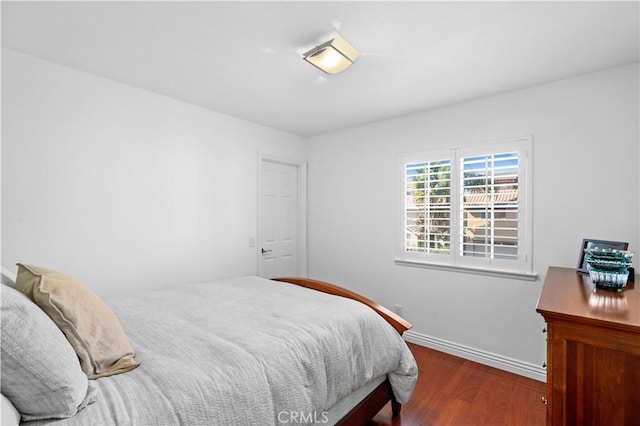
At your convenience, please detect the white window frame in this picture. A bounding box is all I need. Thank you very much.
[395,136,537,281]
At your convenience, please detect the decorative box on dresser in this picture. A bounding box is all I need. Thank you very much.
[536,266,640,426]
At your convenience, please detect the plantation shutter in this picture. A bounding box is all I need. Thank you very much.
[404,160,451,255]
[460,152,519,260]
[397,136,532,278]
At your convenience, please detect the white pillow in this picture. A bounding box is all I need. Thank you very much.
[1,266,16,287]
[0,285,97,420]
[1,394,20,426]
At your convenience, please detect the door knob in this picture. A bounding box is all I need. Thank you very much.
[261,248,272,254]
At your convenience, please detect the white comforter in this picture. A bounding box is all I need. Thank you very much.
[27,276,417,425]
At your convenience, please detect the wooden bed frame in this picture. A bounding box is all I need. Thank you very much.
[273,277,413,424]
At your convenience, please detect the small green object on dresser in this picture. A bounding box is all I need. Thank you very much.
[584,247,634,291]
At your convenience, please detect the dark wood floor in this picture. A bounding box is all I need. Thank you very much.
[368,343,546,426]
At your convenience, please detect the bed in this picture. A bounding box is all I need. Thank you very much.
[1,265,418,425]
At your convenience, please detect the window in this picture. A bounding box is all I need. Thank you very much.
[404,159,451,255]
[397,136,535,280]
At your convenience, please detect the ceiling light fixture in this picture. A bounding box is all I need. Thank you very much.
[302,34,359,75]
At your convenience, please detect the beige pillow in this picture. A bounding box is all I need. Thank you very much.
[15,264,139,379]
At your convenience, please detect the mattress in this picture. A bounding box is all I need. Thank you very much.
[24,276,417,425]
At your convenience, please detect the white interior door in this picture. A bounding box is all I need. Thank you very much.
[259,160,299,278]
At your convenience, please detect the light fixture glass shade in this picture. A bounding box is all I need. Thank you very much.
[303,35,359,74]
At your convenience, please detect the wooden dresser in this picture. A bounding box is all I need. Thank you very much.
[536,266,640,426]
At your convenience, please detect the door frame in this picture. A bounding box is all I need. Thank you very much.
[257,153,307,278]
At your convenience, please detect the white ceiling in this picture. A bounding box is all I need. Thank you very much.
[2,1,639,137]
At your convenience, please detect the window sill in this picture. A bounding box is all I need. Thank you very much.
[394,258,538,281]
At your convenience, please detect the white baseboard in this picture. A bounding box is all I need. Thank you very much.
[404,330,547,383]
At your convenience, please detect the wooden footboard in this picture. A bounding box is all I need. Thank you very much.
[273,277,411,423]
[273,277,412,335]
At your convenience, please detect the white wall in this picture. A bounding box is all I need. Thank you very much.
[1,49,306,296]
[306,63,640,375]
